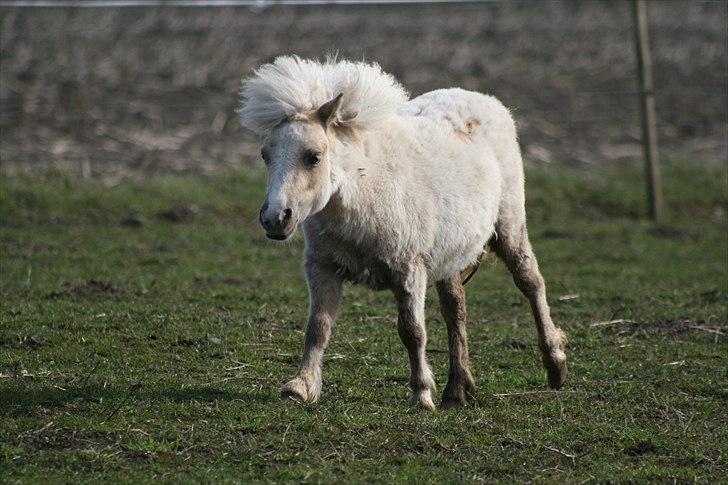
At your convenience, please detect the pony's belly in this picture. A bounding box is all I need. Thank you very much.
[430,223,494,281]
[320,220,494,288]
[427,181,500,281]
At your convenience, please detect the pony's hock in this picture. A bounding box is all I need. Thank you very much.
[239,56,568,409]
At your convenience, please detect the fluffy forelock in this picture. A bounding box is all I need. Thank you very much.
[239,56,410,136]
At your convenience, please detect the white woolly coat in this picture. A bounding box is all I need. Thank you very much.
[306,89,521,286]
[240,57,525,287]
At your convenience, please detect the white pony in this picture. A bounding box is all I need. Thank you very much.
[239,56,567,410]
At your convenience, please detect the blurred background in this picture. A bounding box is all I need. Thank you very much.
[0,0,725,179]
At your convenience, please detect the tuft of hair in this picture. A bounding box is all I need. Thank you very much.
[239,56,409,136]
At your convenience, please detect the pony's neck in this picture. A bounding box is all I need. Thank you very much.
[328,120,400,217]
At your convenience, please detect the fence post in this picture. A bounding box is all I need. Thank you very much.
[632,0,662,221]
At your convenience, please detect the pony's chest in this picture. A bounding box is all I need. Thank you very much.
[306,226,407,290]
[326,238,401,290]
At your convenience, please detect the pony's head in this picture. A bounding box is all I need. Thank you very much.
[238,56,408,240]
[256,95,342,240]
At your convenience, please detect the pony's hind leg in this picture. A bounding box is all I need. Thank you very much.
[436,276,476,409]
[490,224,568,389]
[393,264,437,410]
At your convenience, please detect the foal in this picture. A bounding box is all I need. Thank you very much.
[239,56,567,410]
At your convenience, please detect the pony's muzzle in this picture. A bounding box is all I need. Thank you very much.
[260,202,294,240]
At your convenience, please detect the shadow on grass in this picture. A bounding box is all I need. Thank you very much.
[0,381,273,418]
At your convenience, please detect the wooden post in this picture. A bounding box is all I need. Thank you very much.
[632,0,662,221]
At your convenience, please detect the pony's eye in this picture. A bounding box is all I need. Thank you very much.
[304,151,321,166]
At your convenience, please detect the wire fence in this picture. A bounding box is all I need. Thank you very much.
[2,0,505,7]
[1,0,725,196]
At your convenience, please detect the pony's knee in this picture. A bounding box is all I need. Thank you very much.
[397,318,426,349]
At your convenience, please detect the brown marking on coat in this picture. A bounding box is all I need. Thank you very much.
[455,118,480,142]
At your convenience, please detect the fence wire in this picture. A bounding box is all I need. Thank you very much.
[3,0,505,7]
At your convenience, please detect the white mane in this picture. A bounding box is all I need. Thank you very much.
[239,56,410,135]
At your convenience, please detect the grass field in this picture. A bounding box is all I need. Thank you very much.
[1,162,726,482]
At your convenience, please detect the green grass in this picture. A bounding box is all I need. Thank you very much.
[1,162,726,483]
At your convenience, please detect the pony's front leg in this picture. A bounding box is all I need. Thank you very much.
[281,261,342,403]
[393,264,436,411]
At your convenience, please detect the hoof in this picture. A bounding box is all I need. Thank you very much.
[543,350,568,390]
[440,379,476,410]
[281,377,317,403]
[409,390,436,411]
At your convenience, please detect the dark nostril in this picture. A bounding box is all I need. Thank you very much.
[281,208,292,224]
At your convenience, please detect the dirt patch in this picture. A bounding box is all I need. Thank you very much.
[599,318,725,341]
[0,334,47,351]
[18,335,46,349]
[170,337,199,348]
[121,212,145,227]
[503,339,528,350]
[158,204,200,223]
[46,279,122,299]
[18,426,122,451]
[632,319,723,336]
[623,440,660,456]
[647,225,696,241]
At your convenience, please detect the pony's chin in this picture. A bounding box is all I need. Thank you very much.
[265,225,297,241]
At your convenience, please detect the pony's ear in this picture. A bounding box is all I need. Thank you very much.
[316,93,344,126]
